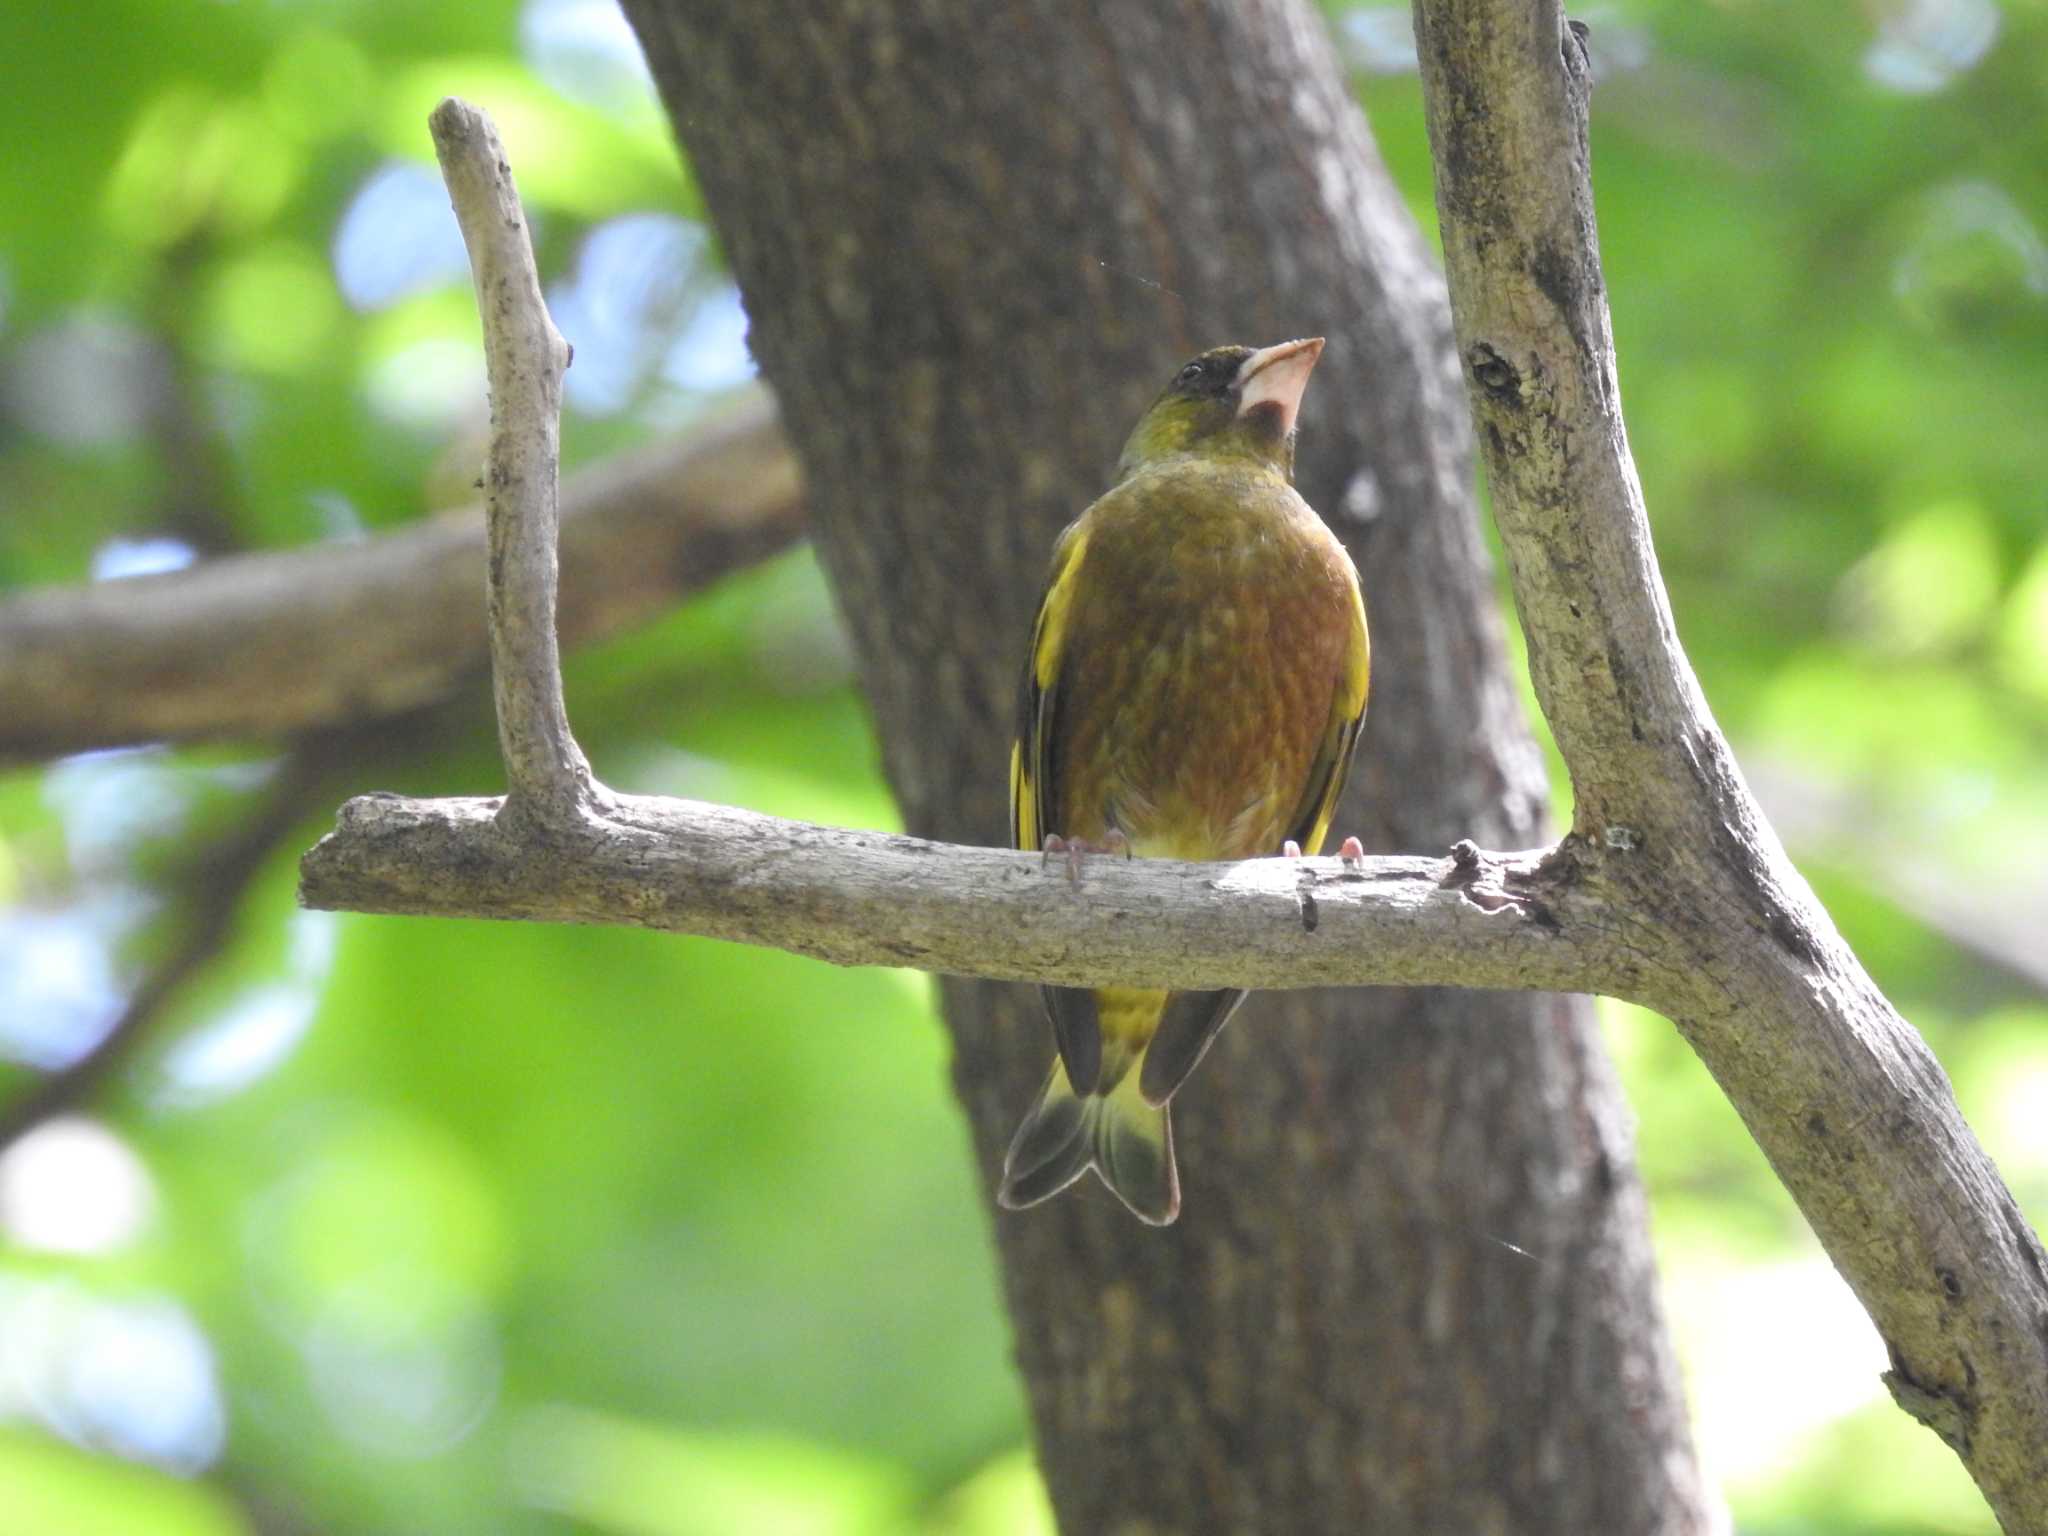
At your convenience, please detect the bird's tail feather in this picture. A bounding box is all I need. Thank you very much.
[997,1057,1180,1225]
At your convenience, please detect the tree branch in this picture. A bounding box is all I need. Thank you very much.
[428,98,592,822]
[0,396,799,765]
[302,797,1617,997]
[1412,3,2048,1529]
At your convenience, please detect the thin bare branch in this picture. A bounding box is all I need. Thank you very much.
[0,398,800,764]
[429,97,595,822]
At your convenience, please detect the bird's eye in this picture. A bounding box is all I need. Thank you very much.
[1177,362,1204,384]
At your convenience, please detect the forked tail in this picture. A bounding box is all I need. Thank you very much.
[996,1057,1180,1225]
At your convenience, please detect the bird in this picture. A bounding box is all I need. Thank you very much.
[997,337,1370,1225]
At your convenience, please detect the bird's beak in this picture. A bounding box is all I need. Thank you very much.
[1234,337,1325,437]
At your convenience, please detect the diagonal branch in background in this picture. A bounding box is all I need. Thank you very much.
[300,70,2048,1534]
[0,394,800,765]
[0,744,339,1150]
[1748,756,2048,995]
[1412,2,2048,1529]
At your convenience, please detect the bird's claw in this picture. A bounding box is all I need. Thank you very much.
[1281,837,1359,868]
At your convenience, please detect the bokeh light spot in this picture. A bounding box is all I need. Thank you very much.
[520,0,656,116]
[201,244,343,375]
[1863,0,1999,93]
[333,161,472,313]
[263,29,376,141]
[0,1118,156,1255]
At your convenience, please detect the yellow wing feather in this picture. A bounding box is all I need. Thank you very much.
[1010,522,1092,852]
[1282,562,1371,856]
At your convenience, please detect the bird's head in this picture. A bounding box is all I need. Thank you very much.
[1114,337,1325,481]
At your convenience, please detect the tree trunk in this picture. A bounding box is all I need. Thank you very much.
[621,2,1711,1529]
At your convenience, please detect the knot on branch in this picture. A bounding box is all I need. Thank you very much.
[1883,1354,1976,1456]
[336,790,413,833]
[1564,18,1592,77]
[1465,343,1521,402]
[1440,839,1556,929]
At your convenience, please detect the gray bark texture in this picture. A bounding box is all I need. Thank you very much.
[302,795,1626,993]
[617,3,1708,1531]
[431,98,593,822]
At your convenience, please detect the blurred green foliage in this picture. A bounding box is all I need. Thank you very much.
[0,1,2044,1532]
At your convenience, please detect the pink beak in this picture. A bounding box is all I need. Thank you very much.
[1235,337,1325,437]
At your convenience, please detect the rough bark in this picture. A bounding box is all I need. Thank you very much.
[1414,4,2048,1527]
[615,3,1705,1530]
[303,795,1625,993]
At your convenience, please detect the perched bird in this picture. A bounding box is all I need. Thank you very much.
[998,338,1370,1225]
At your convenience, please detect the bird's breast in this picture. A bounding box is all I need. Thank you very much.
[1053,494,1356,861]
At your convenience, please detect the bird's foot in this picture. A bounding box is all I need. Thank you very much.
[1041,831,1130,887]
[1288,836,1364,866]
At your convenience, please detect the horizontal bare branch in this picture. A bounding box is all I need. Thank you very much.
[299,792,1626,997]
[0,395,800,764]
